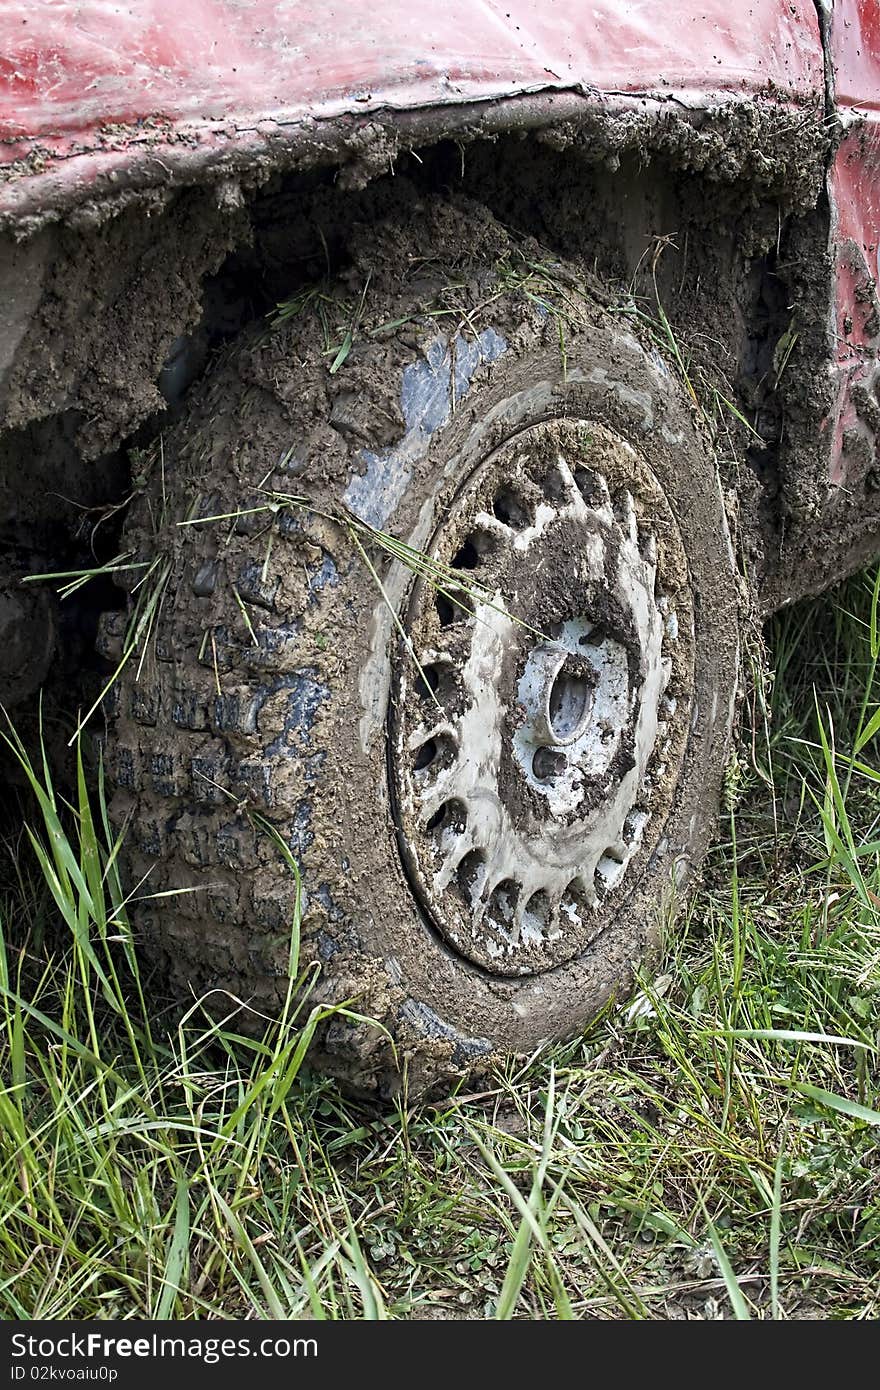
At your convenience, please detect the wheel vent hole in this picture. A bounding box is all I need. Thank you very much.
[435,588,474,628]
[456,849,487,904]
[415,662,457,705]
[486,879,519,928]
[451,534,491,570]
[559,880,591,928]
[594,849,626,898]
[573,467,607,509]
[611,488,634,526]
[492,489,531,528]
[413,732,455,775]
[523,890,552,935]
[623,807,650,845]
[415,664,441,700]
[638,525,657,563]
[413,739,437,772]
[537,464,568,504]
[425,799,466,835]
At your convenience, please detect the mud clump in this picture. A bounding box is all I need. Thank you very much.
[0,185,249,459]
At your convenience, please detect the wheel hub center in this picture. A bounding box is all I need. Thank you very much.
[525,645,597,747]
[513,617,637,818]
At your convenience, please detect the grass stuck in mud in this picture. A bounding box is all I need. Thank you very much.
[1,569,879,1322]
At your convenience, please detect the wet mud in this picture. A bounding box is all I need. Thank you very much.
[0,102,878,1090]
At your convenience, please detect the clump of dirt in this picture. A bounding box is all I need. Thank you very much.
[0,89,831,463]
[1,184,249,459]
[540,96,831,213]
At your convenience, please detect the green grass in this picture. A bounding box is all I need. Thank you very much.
[0,571,878,1320]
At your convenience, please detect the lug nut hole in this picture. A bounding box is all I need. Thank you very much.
[532,747,567,782]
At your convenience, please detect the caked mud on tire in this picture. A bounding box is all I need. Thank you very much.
[100,201,740,1095]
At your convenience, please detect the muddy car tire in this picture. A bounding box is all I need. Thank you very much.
[100,206,740,1094]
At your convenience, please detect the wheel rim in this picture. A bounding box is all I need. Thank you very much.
[389,418,695,977]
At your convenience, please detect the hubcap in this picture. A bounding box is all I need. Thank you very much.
[389,419,694,976]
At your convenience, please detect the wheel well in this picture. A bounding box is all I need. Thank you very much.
[0,130,838,709]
